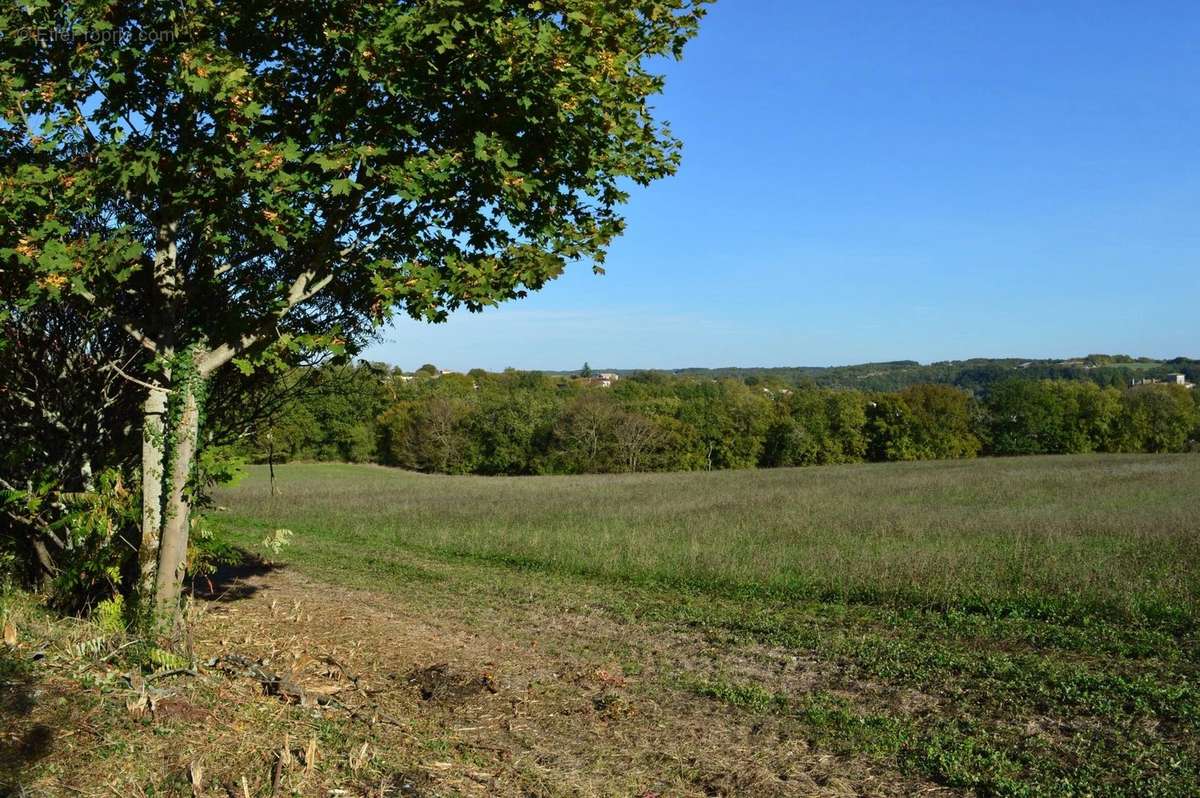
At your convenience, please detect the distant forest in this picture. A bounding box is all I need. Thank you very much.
[560,354,1200,393]
[231,355,1200,475]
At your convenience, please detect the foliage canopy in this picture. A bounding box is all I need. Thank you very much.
[0,0,708,607]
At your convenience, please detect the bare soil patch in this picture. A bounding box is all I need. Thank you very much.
[185,564,949,796]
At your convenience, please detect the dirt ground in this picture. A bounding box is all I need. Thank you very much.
[8,561,957,797]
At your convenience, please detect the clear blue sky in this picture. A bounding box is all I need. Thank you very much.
[366,1,1200,372]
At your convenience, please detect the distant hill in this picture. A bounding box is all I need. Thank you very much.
[550,356,1200,393]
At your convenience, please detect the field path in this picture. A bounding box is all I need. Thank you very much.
[187,559,953,797]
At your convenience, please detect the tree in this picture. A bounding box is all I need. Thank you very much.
[254,363,390,462]
[766,388,866,466]
[580,362,593,378]
[676,380,772,469]
[551,391,619,472]
[1192,388,1200,450]
[611,411,663,472]
[896,384,980,459]
[864,393,918,462]
[1,1,707,614]
[865,386,980,462]
[984,380,1124,456]
[471,377,560,475]
[1115,385,1197,453]
[984,381,1060,455]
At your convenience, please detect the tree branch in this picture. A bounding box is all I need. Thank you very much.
[73,285,160,353]
[103,361,170,394]
[198,269,334,377]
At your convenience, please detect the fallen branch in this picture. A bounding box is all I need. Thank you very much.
[207,653,307,704]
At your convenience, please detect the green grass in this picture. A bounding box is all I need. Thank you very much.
[217,454,1200,628]
[213,454,1200,796]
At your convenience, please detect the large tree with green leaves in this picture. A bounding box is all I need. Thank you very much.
[0,0,707,613]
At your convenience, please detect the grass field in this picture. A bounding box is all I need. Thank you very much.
[206,454,1200,796]
[218,454,1200,627]
[6,454,1199,796]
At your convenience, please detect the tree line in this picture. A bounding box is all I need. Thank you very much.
[622,355,1200,393]
[246,365,1200,475]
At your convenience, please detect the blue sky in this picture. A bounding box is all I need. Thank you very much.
[366,1,1200,372]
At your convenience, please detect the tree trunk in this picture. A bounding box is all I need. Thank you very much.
[154,383,199,614]
[139,386,168,596]
[31,538,56,590]
[268,433,278,498]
